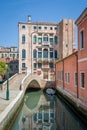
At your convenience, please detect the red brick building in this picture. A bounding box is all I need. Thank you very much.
[56,8,87,110]
[75,8,87,100]
[56,52,78,98]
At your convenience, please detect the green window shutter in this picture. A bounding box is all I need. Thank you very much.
[54,36,57,44]
[38,38,42,43]
[50,38,53,43]
[33,36,37,44]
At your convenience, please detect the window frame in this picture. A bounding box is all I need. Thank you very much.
[22,63,26,68]
[80,72,85,88]
[22,34,26,43]
[22,49,26,59]
[33,35,37,44]
[80,29,84,50]
[43,49,48,59]
[33,63,37,69]
[67,72,70,83]
[74,72,78,87]
[22,25,26,29]
[33,50,37,59]
[38,52,42,58]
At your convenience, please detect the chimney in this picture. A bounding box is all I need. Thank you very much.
[28,15,31,23]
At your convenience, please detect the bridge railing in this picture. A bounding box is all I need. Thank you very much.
[20,72,33,90]
[20,73,46,90]
[0,73,18,90]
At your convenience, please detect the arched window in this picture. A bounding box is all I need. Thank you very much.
[33,50,37,59]
[33,35,37,44]
[22,35,26,43]
[22,49,26,58]
[43,49,48,58]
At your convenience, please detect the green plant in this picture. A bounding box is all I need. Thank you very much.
[0,62,9,79]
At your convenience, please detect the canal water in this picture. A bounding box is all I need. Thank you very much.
[11,90,87,130]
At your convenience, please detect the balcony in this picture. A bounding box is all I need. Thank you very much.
[42,64,49,69]
[42,60,49,69]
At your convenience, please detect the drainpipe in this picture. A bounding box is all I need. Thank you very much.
[63,59,64,89]
[55,63,56,89]
[76,52,79,98]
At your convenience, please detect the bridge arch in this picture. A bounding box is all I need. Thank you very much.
[27,79,40,89]
[20,73,46,92]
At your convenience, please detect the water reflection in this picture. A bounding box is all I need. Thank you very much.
[19,91,57,130]
[55,97,87,130]
[11,90,87,130]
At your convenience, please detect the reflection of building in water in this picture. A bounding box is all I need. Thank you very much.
[18,95,56,130]
[55,98,87,130]
[32,101,55,130]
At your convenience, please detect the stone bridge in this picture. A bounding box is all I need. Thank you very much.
[20,73,47,91]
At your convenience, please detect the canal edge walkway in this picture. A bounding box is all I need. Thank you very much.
[0,73,25,130]
[56,86,87,112]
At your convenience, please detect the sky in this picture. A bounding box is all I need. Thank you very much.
[0,0,87,47]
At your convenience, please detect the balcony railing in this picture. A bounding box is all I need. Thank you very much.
[42,64,49,69]
[36,59,55,63]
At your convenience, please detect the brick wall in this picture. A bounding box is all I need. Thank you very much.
[56,52,78,97]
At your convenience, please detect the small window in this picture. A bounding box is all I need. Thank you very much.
[50,51,53,58]
[44,27,47,30]
[67,73,70,83]
[33,35,37,44]
[38,52,42,58]
[22,63,26,68]
[22,25,25,29]
[33,63,37,68]
[80,30,84,49]
[38,37,42,43]
[33,50,37,59]
[38,26,42,30]
[80,72,85,88]
[54,50,57,59]
[22,49,26,59]
[54,36,57,44]
[13,54,15,58]
[55,27,57,30]
[22,35,26,43]
[50,38,53,44]
[33,26,37,29]
[50,27,53,30]
[38,63,42,68]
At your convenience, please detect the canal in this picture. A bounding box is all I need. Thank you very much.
[11,90,87,130]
